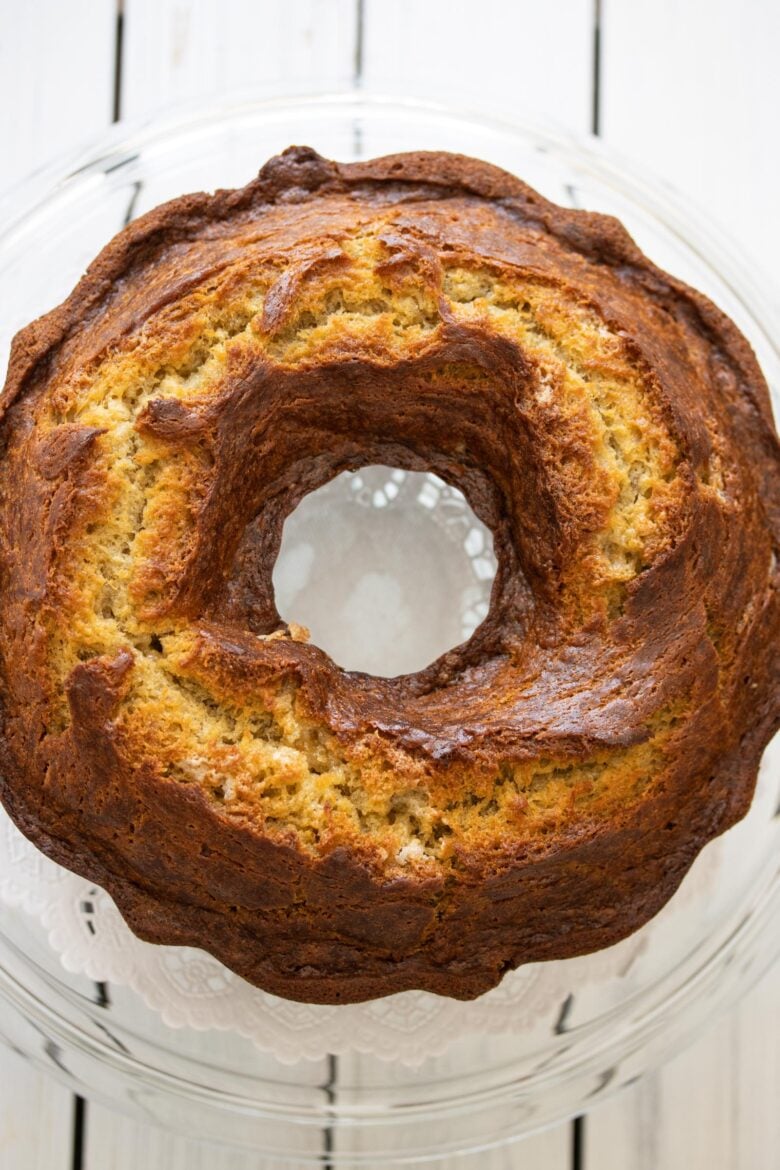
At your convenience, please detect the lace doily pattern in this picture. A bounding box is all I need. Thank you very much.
[0,798,738,1065]
[3,738,775,1065]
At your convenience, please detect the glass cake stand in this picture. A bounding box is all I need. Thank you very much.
[0,93,778,1163]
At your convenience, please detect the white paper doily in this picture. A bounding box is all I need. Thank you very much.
[0,798,737,1065]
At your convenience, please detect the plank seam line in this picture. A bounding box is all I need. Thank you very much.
[322,1052,338,1170]
[573,1113,586,1170]
[353,0,365,86]
[71,1095,86,1170]
[592,0,602,135]
[113,0,125,123]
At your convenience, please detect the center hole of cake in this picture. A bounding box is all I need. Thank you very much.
[273,466,497,677]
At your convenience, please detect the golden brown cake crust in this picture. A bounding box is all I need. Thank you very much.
[0,147,778,1003]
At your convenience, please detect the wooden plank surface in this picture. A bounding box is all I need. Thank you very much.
[84,1109,571,1170]
[588,1,780,1164]
[0,5,116,1168]
[0,0,116,189]
[585,966,780,1170]
[362,0,595,133]
[601,0,780,273]
[0,1049,73,1170]
[0,0,779,1167]
[121,0,358,118]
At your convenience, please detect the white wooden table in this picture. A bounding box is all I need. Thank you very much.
[0,2,778,1167]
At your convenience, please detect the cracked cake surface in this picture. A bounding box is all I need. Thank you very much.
[0,146,778,1003]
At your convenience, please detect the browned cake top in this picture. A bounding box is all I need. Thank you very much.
[0,148,777,1002]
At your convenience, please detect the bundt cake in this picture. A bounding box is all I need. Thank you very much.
[0,148,777,1003]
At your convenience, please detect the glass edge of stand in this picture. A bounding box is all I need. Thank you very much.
[0,851,777,1128]
[0,89,778,1154]
[0,89,777,340]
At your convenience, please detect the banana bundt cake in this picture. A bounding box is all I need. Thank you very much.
[0,148,777,1003]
